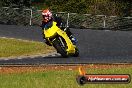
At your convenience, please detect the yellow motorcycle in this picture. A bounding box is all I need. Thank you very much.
[43,21,79,57]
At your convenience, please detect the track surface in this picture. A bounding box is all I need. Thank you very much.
[0,24,132,64]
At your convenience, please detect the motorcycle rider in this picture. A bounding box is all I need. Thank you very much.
[41,9,77,46]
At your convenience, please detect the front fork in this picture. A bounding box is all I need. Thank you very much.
[58,37,65,48]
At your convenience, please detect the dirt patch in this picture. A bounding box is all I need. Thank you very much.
[0,64,132,74]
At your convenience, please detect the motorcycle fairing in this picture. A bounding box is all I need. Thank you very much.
[44,21,76,54]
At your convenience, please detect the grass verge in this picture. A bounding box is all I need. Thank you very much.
[0,65,132,88]
[0,38,55,58]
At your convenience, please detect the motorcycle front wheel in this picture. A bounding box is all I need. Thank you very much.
[52,38,68,58]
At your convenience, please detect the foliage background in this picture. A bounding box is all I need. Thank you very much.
[31,0,131,16]
[0,0,131,16]
[0,0,131,29]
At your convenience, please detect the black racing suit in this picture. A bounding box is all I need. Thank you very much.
[41,16,74,46]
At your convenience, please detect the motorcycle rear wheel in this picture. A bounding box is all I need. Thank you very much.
[73,47,79,57]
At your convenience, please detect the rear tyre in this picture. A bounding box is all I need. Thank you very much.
[73,47,79,57]
[53,38,68,58]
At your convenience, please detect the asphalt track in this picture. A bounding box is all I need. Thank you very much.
[0,24,132,64]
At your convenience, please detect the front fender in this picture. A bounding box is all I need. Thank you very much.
[57,29,76,54]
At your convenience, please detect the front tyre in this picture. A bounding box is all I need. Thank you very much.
[53,38,68,58]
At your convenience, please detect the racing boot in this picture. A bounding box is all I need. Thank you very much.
[70,35,77,45]
[42,32,52,46]
[44,38,52,46]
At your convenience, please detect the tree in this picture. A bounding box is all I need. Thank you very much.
[30,0,131,16]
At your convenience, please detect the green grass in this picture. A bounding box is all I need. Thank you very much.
[0,67,132,88]
[0,38,54,58]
